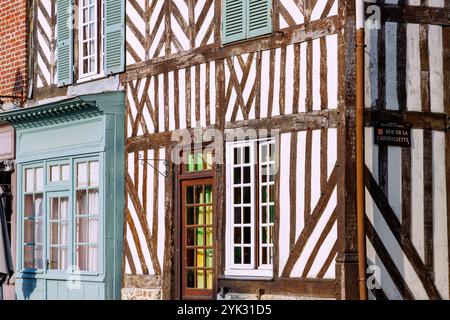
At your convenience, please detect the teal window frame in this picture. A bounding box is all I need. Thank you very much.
[18,154,104,278]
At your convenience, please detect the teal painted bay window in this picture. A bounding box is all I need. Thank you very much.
[0,92,124,300]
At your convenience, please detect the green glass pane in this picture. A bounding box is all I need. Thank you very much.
[205,249,213,268]
[205,185,213,204]
[206,227,213,246]
[197,270,205,289]
[186,207,195,225]
[196,228,204,246]
[234,247,241,264]
[197,206,204,225]
[269,205,275,223]
[206,206,213,225]
[262,206,267,223]
[206,270,213,289]
[197,249,205,267]
[186,186,194,204]
[195,153,204,171]
[262,186,267,203]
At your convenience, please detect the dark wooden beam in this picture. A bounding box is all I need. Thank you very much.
[365,3,450,26]
[217,277,336,298]
[365,109,448,131]
[121,16,340,81]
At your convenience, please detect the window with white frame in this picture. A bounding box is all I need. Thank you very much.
[79,0,104,79]
[226,138,276,277]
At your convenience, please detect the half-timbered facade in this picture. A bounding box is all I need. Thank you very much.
[1,0,448,300]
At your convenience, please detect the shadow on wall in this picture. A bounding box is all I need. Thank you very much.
[13,70,25,94]
[21,275,37,300]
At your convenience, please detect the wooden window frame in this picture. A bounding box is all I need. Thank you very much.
[225,138,275,278]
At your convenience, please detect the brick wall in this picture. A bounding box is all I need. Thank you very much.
[0,0,27,99]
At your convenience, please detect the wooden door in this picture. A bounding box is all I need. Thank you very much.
[181,178,214,300]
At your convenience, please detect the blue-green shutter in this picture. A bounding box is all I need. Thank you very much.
[247,0,272,38]
[56,0,74,87]
[222,0,246,44]
[104,0,125,74]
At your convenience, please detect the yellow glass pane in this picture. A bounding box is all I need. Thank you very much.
[196,249,204,267]
[206,227,213,246]
[206,270,213,289]
[197,206,204,224]
[205,206,212,225]
[197,270,205,289]
[205,185,212,204]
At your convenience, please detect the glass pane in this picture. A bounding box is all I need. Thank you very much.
[196,249,204,267]
[186,153,195,172]
[234,148,241,165]
[186,249,195,267]
[196,270,205,289]
[204,152,213,169]
[61,164,70,181]
[186,207,194,225]
[262,247,267,265]
[262,227,267,244]
[51,198,59,220]
[187,228,194,246]
[195,153,203,171]
[186,269,195,288]
[194,186,203,204]
[243,166,250,184]
[186,186,194,204]
[262,206,267,223]
[243,247,251,264]
[25,169,33,192]
[205,206,212,225]
[35,220,44,244]
[270,144,275,161]
[77,190,87,215]
[269,185,275,202]
[60,222,69,245]
[35,244,43,269]
[23,245,34,269]
[262,186,267,203]
[76,245,98,271]
[261,165,267,183]
[204,185,212,204]
[50,165,59,182]
[269,205,275,223]
[234,247,241,264]
[50,222,58,245]
[77,217,99,243]
[206,270,213,289]
[233,188,241,204]
[60,247,69,270]
[24,220,34,243]
[233,167,241,184]
[24,195,33,217]
[34,194,44,218]
[233,227,241,244]
[88,190,99,215]
[196,206,204,225]
[205,249,213,268]
[243,187,251,204]
[244,146,250,164]
[89,161,99,186]
[49,247,59,269]
[243,227,251,244]
[234,207,241,224]
[77,162,88,187]
[205,227,213,246]
[195,228,204,246]
[35,168,43,191]
[261,145,267,162]
[243,207,251,224]
[60,197,69,220]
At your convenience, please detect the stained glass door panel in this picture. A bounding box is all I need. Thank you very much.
[181,179,214,299]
